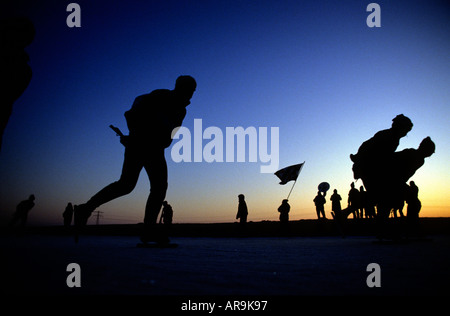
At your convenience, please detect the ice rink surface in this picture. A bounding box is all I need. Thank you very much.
[2,234,450,298]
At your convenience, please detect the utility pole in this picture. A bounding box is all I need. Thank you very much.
[93,210,103,225]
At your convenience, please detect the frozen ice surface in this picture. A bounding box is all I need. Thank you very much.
[2,235,449,295]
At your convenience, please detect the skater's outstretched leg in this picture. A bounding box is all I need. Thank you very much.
[74,146,142,232]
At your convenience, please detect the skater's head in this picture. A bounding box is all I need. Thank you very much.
[282,199,289,205]
[174,75,196,103]
[28,194,35,201]
[162,201,168,206]
[333,189,337,194]
[418,136,435,157]
[391,114,413,137]
[238,194,245,202]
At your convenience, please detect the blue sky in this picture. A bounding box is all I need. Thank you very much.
[1,0,449,225]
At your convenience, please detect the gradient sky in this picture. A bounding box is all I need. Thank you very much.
[1,0,449,226]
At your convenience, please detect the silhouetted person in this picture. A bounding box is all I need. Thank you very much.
[236,194,248,226]
[379,137,435,221]
[278,199,290,223]
[406,181,422,236]
[390,137,436,184]
[159,201,173,226]
[330,189,342,218]
[63,202,74,227]
[74,76,196,243]
[0,17,35,150]
[9,194,35,227]
[329,189,346,236]
[277,199,291,235]
[350,114,413,203]
[313,191,326,219]
[347,182,360,219]
[406,181,421,219]
[387,138,434,236]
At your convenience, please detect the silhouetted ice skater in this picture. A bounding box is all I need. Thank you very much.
[0,17,35,150]
[330,189,342,218]
[278,199,290,223]
[406,181,422,236]
[63,203,74,227]
[377,136,435,220]
[350,114,413,203]
[351,114,435,238]
[347,182,361,219]
[9,194,35,227]
[74,76,196,244]
[277,199,291,235]
[350,115,412,236]
[390,137,436,184]
[159,201,173,226]
[380,137,435,227]
[313,191,326,220]
[406,181,421,218]
[236,194,248,226]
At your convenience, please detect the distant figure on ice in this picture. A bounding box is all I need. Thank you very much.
[347,182,360,219]
[278,199,291,235]
[313,191,326,220]
[63,202,74,227]
[236,194,248,226]
[9,194,35,227]
[159,201,173,226]
[278,199,290,223]
[330,189,342,218]
[406,181,422,236]
[406,181,421,219]
[0,17,35,150]
[74,75,196,244]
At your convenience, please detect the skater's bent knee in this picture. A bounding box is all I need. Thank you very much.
[115,180,137,195]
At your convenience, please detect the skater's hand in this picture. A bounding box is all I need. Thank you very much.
[120,135,130,147]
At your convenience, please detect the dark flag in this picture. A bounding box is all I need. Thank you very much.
[274,162,304,185]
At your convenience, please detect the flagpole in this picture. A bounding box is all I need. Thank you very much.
[286,180,297,200]
[286,161,305,200]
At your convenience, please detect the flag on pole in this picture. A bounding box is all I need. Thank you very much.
[274,162,305,185]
